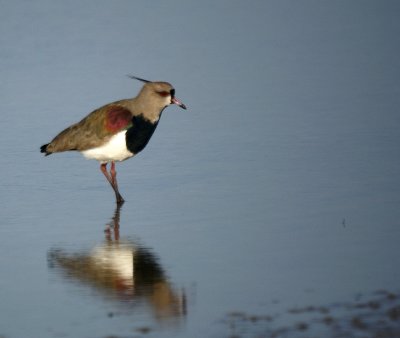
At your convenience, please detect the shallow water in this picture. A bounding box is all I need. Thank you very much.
[1,1,400,337]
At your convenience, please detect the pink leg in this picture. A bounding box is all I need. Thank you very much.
[110,162,118,188]
[100,163,125,204]
[110,162,124,204]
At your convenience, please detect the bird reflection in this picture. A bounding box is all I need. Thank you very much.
[48,204,186,321]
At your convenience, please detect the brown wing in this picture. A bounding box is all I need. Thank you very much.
[44,104,133,154]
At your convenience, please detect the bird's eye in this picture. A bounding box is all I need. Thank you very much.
[157,91,170,97]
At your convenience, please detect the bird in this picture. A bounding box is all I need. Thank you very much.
[40,75,187,204]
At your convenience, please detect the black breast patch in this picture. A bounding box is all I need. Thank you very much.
[125,114,159,155]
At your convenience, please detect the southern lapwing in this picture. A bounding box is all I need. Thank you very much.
[40,76,187,204]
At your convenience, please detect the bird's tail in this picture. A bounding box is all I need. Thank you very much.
[40,143,52,156]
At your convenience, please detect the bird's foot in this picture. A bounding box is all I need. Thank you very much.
[116,194,125,205]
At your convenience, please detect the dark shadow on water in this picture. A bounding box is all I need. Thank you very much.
[220,290,400,338]
[47,204,186,325]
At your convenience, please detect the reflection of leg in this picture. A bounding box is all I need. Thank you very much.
[100,163,124,204]
[112,202,121,240]
[105,203,122,240]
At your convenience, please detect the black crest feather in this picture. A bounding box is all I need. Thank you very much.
[127,75,151,83]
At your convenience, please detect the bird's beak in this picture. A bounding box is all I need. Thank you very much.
[171,97,187,110]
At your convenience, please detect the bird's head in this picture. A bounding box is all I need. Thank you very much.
[128,75,187,111]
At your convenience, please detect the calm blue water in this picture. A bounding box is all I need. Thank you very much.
[1,1,400,337]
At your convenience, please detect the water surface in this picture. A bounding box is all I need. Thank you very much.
[1,1,400,337]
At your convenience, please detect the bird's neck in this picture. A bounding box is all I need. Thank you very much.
[126,98,165,124]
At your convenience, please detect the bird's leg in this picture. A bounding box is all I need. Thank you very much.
[110,161,118,187]
[100,163,124,204]
[100,162,113,185]
[110,162,124,204]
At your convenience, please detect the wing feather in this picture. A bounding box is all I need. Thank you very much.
[44,104,133,153]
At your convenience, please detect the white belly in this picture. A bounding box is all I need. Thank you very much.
[81,130,134,163]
